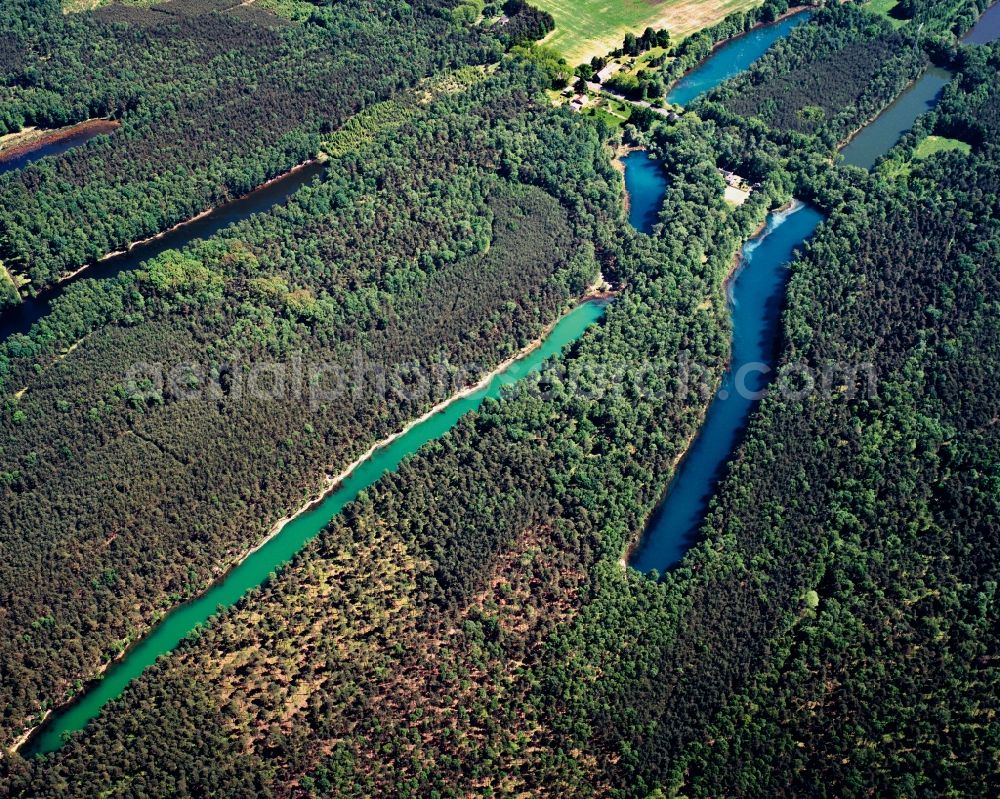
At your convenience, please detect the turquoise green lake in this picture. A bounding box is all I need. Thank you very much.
[24,299,606,756]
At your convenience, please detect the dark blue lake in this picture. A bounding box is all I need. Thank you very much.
[0,124,114,177]
[622,150,667,233]
[629,201,824,574]
[840,0,1000,169]
[964,1,1000,43]
[841,67,952,170]
[0,160,326,342]
[667,12,811,106]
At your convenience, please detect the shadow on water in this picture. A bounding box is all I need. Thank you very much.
[963,1,1000,44]
[840,0,1000,171]
[628,0,1000,577]
[840,68,953,170]
[0,160,327,342]
[628,202,824,575]
[25,0,1000,740]
[0,121,118,178]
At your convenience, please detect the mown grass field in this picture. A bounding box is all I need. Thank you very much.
[863,0,908,28]
[533,0,766,63]
[881,135,972,178]
[913,135,972,160]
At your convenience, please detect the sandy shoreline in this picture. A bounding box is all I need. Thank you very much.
[0,119,120,164]
[5,151,324,311]
[723,199,797,290]
[241,286,612,567]
[11,284,613,755]
[611,144,645,217]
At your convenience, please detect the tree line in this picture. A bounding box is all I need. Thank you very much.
[2,1,998,796]
[0,0,499,303]
[0,52,619,767]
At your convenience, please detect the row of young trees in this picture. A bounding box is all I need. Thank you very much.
[3,2,998,796]
[0,0,499,301]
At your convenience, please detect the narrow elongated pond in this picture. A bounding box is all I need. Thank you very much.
[667,12,811,106]
[0,160,326,342]
[28,0,994,744]
[840,67,953,170]
[23,298,606,756]
[0,120,118,177]
[629,201,824,574]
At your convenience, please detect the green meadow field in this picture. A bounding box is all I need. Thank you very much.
[532,0,766,63]
[913,134,972,159]
[864,0,908,28]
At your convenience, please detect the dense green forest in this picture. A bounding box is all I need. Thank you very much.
[669,134,1000,799]
[0,40,622,755]
[2,0,999,796]
[1,65,766,796]
[889,0,993,35]
[704,5,927,146]
[0,0,495,299]
[910,37,1000,152]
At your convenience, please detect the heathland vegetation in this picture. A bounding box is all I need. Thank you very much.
[1,0,998,796]
[0,0,612,754]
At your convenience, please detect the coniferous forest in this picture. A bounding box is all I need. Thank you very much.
[1,0,998,797]
[0,0,492,296]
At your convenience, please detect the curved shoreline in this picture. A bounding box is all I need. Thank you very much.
[0,119,120,166]
[664,5,812,103]
[611,144,644,216]
[723,200,798,290]
[616,205,775,572]
[621,199,807,573]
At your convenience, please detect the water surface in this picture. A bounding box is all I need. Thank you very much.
[630,202,824,574]
[0,122,117,177]
[0,161,326,342]
[23,298,606,756]
[622,150,667,233]
[840,68,952,169]
[667,13,811,106]
[964,1,1000,43]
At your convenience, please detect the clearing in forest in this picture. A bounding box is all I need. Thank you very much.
[913,135,971,160]
[533,0,766,63]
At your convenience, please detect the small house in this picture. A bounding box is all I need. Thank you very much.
[596,62,622,83]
